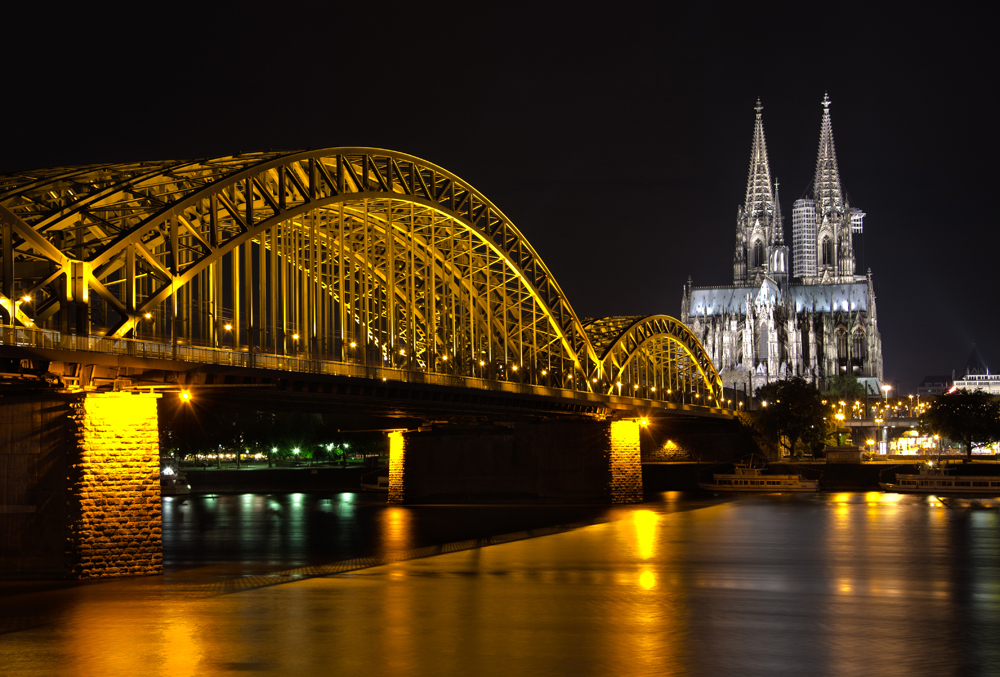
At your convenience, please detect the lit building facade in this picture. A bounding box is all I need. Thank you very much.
[682,95,883,394]
[952,346,1000,394]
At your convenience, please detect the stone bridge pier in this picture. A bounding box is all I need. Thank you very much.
[387,419,643,504]
[0,390,162,579]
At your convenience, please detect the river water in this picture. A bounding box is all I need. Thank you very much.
[1,491,998,676]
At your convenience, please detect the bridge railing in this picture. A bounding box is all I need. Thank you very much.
[0,325,640,405]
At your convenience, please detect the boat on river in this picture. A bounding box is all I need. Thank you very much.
[879,465,1000,496]
[698,464,820,492]
[160,465,191,496]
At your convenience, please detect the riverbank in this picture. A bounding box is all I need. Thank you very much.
[182,466,374,493]
[180,461,1000,496]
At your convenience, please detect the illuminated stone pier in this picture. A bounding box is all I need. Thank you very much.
[388,420,643,504]
[0,391,162,579]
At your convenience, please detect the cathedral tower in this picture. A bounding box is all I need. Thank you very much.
[733,99,787,287]
[792,93,864,283]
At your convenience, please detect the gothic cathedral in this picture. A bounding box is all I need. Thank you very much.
[681,95,883,394]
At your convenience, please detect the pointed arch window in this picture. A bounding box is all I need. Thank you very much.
[836,327,848,360]
[821,237,833,266]
[853,329,866,361]
[752,241,764,268]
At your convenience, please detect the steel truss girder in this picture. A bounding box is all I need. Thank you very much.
[1,149,723,404]
[585,315,723,399]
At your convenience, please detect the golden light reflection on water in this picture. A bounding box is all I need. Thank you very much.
[10,493,999,676]
[158,614,204,675]
[633,509,658,560]
[380,506,413,552]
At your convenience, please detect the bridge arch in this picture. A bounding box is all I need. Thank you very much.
[1,148,725,405]
[584,315,723,404]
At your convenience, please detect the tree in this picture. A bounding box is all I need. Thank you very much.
[754,377,830,457]
[921,389,1000,459]
[823,373,866,399]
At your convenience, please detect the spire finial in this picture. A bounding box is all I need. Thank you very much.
[822,92,831,110]
[755,97,763,117]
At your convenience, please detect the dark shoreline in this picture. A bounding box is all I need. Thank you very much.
[175,462,1000,497]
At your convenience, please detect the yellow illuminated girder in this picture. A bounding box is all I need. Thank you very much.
[0,149,724,405]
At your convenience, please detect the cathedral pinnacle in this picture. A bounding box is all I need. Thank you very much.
[813,93,843,215]
[735,99,779,285]
[744,99,774,220]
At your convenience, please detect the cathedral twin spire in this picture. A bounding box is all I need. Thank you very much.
[744,98,775,224]
[813,92,845,218]
[734,93,860,287]
[733,98,785,286]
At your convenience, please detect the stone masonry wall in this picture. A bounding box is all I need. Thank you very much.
[609,420,643,503]
[387,431,405,504]
[67,392,162,578]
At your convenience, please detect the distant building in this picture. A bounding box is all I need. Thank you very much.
[917,375,953,396]
[952,346,1000,395]
[682,95,883,394]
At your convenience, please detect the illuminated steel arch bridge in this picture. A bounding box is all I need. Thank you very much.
[0,148,724,410]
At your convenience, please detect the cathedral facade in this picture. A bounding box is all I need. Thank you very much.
[681,95,883,394]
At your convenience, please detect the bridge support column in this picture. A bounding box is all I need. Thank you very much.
[609,420,643,503]
[0,391,162,579]
[68,392,162,578]
[387,430,405,504]
[387,420,643,504]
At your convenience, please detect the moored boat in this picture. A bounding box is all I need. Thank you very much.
[879,465,1000,496]
[699,464,819,492]
[160,465,191,496]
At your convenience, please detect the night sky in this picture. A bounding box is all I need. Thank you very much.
[3,3,995,392]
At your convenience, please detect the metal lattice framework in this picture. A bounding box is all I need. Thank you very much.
[0,148,723,404]
[584,315,721,401]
